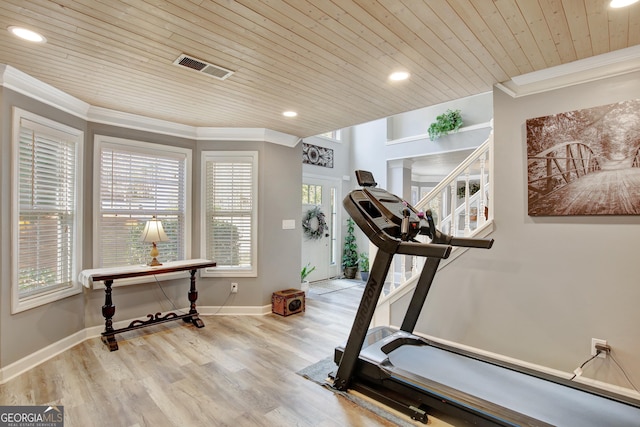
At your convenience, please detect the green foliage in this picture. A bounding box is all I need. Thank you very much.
[301,263,316,282]
[18,267,57,293]
[359,252,369,272]
[428,109,463,141]
[457,182,480,198]
[342,218,359,268]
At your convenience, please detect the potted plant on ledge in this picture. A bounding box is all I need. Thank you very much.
[342,218,359,279]
[428,109,463,141]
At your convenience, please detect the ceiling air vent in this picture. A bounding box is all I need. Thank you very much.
[173,54,234,80]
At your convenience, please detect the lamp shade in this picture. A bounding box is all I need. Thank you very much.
[140,217,169,243]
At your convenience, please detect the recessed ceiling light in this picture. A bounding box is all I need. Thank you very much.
[389,71,410,81]
[283,111,297,117]
[610,0,639,7]
[8,26,46,43]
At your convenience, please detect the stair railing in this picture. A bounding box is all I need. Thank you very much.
[372,129,494,327]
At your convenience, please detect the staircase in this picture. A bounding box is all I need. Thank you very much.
[371,129,495,327]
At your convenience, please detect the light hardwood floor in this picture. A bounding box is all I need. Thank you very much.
[0,282,415,427]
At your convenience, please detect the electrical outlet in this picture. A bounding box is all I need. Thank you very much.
[231,282,238,293]
[591,338,608,358]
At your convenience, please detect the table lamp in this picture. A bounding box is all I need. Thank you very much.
[140,216,169,266]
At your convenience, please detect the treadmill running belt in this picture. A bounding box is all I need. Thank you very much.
[388,345,640,427]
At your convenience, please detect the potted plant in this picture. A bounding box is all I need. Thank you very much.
[427,109,463,141]
[456,181,480,199]
[301,263,315,282]
[359,252,369,282]
[342,218,359,279]
[457,182,481,221]
[300,263,315,292]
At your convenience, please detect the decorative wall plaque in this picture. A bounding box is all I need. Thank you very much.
[302,142,333,168]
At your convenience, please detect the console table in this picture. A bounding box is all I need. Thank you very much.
[79,259,216,351]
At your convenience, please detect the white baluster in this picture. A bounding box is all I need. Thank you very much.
[464,170,471,236]
[449,181,457,236]
[478,152,487,227]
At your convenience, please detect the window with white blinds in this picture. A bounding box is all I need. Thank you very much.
[201,151,258,277]
[94,136,191,268]
[12,108,83,313]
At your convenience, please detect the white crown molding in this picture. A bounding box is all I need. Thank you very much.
[196,127,267,141]
[0,64,91,118]
[196,127,300,147]
[263,128,301,147]
[497,45,640,98]
[387,158,414,169]
[0,64,300,145]
[88,105,199,139]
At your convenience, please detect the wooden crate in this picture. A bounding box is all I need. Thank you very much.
[272,288,305,316]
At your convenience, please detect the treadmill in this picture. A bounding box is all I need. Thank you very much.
[332,170,640,426]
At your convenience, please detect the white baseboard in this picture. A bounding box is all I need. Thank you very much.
[0,305,272,384]
[0,329,90,384]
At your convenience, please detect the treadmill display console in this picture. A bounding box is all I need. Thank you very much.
[344,172,438,251]
[355,170,377,187]
[361,187,420,240]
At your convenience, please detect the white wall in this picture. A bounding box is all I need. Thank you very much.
[395,71,640,390]
[349,118,388,252]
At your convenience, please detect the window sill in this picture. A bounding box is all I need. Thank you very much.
[13,284,82,314]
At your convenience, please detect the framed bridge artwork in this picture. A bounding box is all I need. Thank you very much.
[526,99,640,216]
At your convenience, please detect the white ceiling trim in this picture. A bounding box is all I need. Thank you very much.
[88,105,198,139]
[497,45,640,98]
[0,64,299,145]
[0,64,90,119]
[196,127,300,147]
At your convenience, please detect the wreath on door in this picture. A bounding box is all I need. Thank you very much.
[302,206,328,240]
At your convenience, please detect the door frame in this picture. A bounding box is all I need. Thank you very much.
[302,173,343,280]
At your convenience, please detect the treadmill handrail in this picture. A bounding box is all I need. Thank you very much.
[396,240,452,258]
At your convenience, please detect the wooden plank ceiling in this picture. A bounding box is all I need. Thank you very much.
[0,1,638,137]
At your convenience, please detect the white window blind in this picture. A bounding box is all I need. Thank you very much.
[96,138,189,268]
[13,109,83,313]
[202,151,258,276]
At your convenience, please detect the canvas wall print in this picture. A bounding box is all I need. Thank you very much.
[526,99,640,216]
